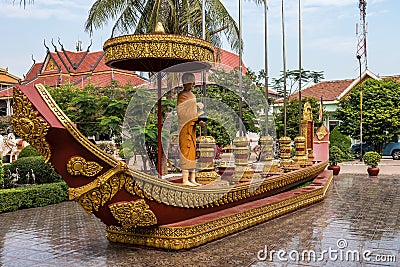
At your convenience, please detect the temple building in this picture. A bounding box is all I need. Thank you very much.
[0,67,20,116]
[22,41,147,88]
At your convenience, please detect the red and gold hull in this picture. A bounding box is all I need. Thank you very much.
[12,84,332,250]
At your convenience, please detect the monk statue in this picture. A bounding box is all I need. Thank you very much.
[177,73,204,186]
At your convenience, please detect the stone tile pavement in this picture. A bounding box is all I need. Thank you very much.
[0,172,399,266]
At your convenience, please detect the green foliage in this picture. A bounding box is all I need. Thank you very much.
[363,151,381,168]
[0,182,68,213]
[329,127,353,161]
[0,160,4,188]
[6,156,61,185]
[18,145,41,158]
[193,84,255,147]
[329,146,345,166]
[271,69,325,97]
[274,97,323,140]
[47,83,138,142]
[336,78,400,152]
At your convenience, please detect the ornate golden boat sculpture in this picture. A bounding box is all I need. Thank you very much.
[12,84,333,250]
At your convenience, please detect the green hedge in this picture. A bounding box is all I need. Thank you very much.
[5,156,61,185]
[0,182,68,213]
[18,145,41,158]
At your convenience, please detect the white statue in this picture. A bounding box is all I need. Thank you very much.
[0,133,28,163]
[9,168,19,185]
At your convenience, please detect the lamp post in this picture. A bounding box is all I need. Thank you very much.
[357,54,363,162]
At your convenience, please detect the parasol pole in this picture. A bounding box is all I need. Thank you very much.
[202,0,207,135]
[157,73,162,177]
[282,0,287,137]
[238,0,243,136]
[298,0,302,133]
[264,0,269,136]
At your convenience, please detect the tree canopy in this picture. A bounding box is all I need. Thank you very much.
[336,78,400,152]
[85,0,240,51]
[47,82,138,144]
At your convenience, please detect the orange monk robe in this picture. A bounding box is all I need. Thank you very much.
[177,90,202,170]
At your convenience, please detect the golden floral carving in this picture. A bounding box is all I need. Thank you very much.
[316,125,328,141]
[12,88,51,162]
[68,161,127,200]
[45,58,58,71]
[67,156,103,177]
[109,199,157,228]
[103,34,215,68]
[76,172,127,214]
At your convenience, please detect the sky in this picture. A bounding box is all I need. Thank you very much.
[0,0,399,82]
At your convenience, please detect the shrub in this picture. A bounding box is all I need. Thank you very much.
[18,145,41,158]
[363,151,381,168]
[329,146,345,166]
[329,127,353,161]
[5,156,61,185]
[0,182,68,213]
[0,160,4,188]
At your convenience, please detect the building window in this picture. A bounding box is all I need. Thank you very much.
[329,120,339,132]
[0,100,6,116]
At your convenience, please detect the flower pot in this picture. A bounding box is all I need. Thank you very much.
[367,167,379,176]
[328,165,340,175]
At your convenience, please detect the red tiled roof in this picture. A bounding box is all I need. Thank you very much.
[297,79,353,101]
[275,70,382,104]
[275,79,353,103]
[24,63,42,82]
[0,87,13,98]
[215,48,247,74]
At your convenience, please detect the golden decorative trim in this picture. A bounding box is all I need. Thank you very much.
[69,161,127,200]
[314,141,330,144]
[316,125,328,140]
[45,58,58,71]
[103,34,215,67]
[67,156,103,177]
[106,172,333,250]
[196,171,221,185]
[12,88,51,162]
[75,172,128,214]
[109,199,157,228]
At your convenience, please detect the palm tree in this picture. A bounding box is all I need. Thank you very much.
[85,0,240,51]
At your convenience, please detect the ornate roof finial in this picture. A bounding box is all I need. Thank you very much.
[44,39,50,52]
[58,38,65,51]
[154,22,165,34]
[51,39,58,52]
[31,54,36,64]
[86,39,93,52]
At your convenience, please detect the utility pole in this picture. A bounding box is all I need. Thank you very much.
[356,0,367,161]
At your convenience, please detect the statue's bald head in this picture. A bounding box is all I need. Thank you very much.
[182,73,195,85]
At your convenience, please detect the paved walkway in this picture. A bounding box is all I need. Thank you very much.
[0,169,399,266]
[340,156,400,175]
